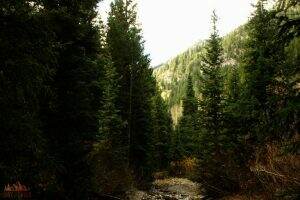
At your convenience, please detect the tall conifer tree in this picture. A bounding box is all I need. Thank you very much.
[42,0,103,198]
[199,10,223,135]
[0,1,57,195]
[197,11,230,197]
[182,75,198,117]
[150,90,173,171]
[174,75,198,158]
[107,0,157,184]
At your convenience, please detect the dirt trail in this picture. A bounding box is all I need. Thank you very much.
[129,178,204,200]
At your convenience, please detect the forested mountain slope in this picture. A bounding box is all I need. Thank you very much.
[1,0,299,199]
[154,26,248,124]
[156,2,300,198]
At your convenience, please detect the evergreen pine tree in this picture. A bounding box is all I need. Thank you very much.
[226,66,240,101]
[240,0,286,141]
[0,0,57,195]
[99,62,125,168]
[107,0,157,185]
[150,90,173,171]
[197,11,234,197]
[182,75,198,117]
[199,10,223,135]
[42,0,104,198]
[89,56,133,194]
[174,75,198,158]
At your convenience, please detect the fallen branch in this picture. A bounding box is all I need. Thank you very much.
[251,166,300,185]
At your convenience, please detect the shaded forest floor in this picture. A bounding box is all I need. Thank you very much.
[128,178,204,200]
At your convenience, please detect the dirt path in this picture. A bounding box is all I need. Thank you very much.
[129,178,204,200]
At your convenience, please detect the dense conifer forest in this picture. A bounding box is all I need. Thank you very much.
[0,0,299,199]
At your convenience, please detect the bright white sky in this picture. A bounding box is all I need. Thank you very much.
[98,0,258,66]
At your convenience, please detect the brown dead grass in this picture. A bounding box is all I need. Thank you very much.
[224,136,300,200]
[249,143,300,195]
[170,157,198,177]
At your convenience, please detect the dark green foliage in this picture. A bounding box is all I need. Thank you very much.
[174,116,198,158]
[99,61,125,165]
[155,0,299,198]
[199,11,223,133]
[182,75,198,117]
[272,0,300,140]
[240,1,278,142]
[1,0,173,197]
[1,0,298,199]
[41,0,104,198]
[150,90,173,170]
[107,0,150,183]
[197,1,299,198]
[196,11,236,197]
[107,0,172,186]
[89,58,133,195]
[239,0,299,142]
[0,0,105,198]
[0,0,57,195]
[173,75,198,159]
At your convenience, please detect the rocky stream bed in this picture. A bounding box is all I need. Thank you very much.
[128,178,204,200]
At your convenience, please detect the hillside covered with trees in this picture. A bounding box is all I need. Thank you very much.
[153,25,249,124]
[0,0,299,199]
[156,0,300,199]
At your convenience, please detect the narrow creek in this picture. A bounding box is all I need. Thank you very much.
[129,178,204,200]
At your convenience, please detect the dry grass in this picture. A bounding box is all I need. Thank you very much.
[224,136,300,200]
[170,157,198,177]
[249,142,300,195]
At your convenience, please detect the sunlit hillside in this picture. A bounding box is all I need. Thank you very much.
[154,25,248,124]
